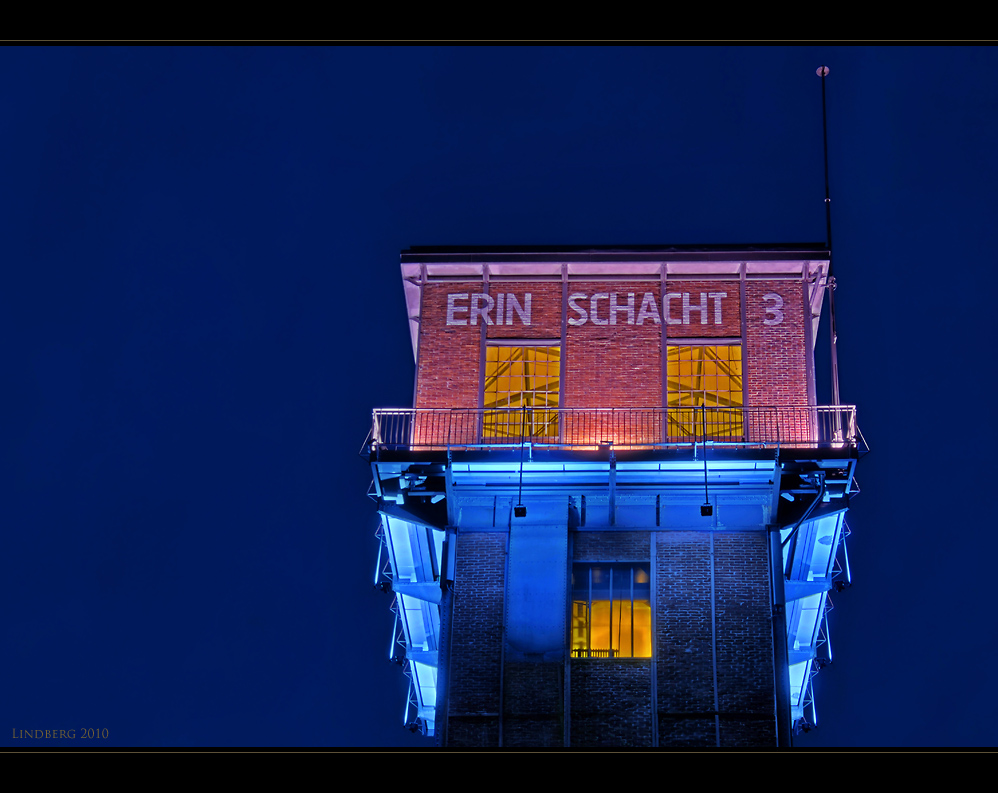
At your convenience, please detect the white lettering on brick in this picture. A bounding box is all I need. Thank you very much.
[445,289,766,328]
[664,293,683,325]
[506,293,531,325]
[609,292,635,325]
[763,293,784,325]
[568,293,588,326]
[470,293,495,325]
[636,292,661,325]
[708,292,727,325]
[446,293,469,325]
[683,292,709,325]
[590,293,609,326]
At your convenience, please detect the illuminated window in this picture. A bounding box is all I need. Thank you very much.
[666,344,743,439]
[571,563,652,659]
[483,345,560,440]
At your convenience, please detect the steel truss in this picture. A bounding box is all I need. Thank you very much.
[376,510,434,737]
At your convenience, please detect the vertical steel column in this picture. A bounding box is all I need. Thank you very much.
[650,531,659,747]
[561,263,568,421]
[498,524,510,747]
[478,266,490,440]
[739,261,748,409]
[373,521,383,586]
[564,532,573,746]
[436,575,455,747]
[769,525,792,747]
[411,262,427,410]
[709,531,720,747]
[660,262,668,443]
[841,525,853,585]
[630,567,634,657]
[802,263,818,407]
[609,448,617,527]
[609,566,614,655]
[587,566,592,654]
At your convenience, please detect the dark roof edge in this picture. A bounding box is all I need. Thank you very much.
[401,244,830,263]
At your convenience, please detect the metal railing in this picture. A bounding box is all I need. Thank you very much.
[367,406,858,452]
[571,648,620,658]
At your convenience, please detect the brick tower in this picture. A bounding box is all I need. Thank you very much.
[365,245,860,747]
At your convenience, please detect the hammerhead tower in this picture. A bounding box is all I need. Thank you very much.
[364,243,860,746]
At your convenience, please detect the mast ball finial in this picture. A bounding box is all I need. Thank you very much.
[817,66,830,77]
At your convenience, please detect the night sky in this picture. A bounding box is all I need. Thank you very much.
[4,46,996,749]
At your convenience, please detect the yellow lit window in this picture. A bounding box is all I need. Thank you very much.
[667,344,743,440]
[571,564,652,659]
[483,345,560,440]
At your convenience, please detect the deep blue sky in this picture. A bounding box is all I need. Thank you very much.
[3,46,996,748]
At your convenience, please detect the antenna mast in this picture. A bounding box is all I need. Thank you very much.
[817,65,841,407]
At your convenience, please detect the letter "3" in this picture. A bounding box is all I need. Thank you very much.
[763,293,784,326]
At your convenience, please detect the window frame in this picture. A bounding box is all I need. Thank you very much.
[481,341,561,442]
[570,562,652,660]
[666,340,744,441]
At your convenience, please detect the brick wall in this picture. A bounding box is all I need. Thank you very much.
[565,281,662,410]
[655,530,716,747]
[571,660,653,747]
[415,275,810,412]
[445,532,506,747]
[502,661,564,747]
[655,530,776,747]
[713,532,777,746]
[745,280,809,408]
[664,278,742,339]
[573,530,649,562]
[415,283,481,410]
[487,282,562,340]
[443,527,776,747]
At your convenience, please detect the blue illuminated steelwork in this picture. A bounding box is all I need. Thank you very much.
[781,505,852,729]
[367,422,860,740]
[373,529,383,586]
[373,508,444,736]
[367,248,863,744]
